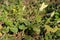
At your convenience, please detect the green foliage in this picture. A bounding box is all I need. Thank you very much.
[0,0,60,40]
[24,35,32,40]
[10,27,18,33]
[2,27,9,33]
[55,30,60,36]
[19,24,26,30]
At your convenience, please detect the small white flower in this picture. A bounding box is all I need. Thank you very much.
[39,2,48,11]
[50,11,55,17]
[57,20,60,23]
[23,6,26,11]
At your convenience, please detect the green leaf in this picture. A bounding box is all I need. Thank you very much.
[35,15,41,22]
[23,19,30,25]
[4,19,13,26]
[55,30,60,36]
[45,33,52,40]
[45,35,49,40]
[10,27,18,33]
[33,26,40,34]
[2,27,9,33]
[19,24,26,30]
[24,35,32,40]
[0,16,3,21]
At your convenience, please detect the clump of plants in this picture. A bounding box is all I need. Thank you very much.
[0,0,60,40]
